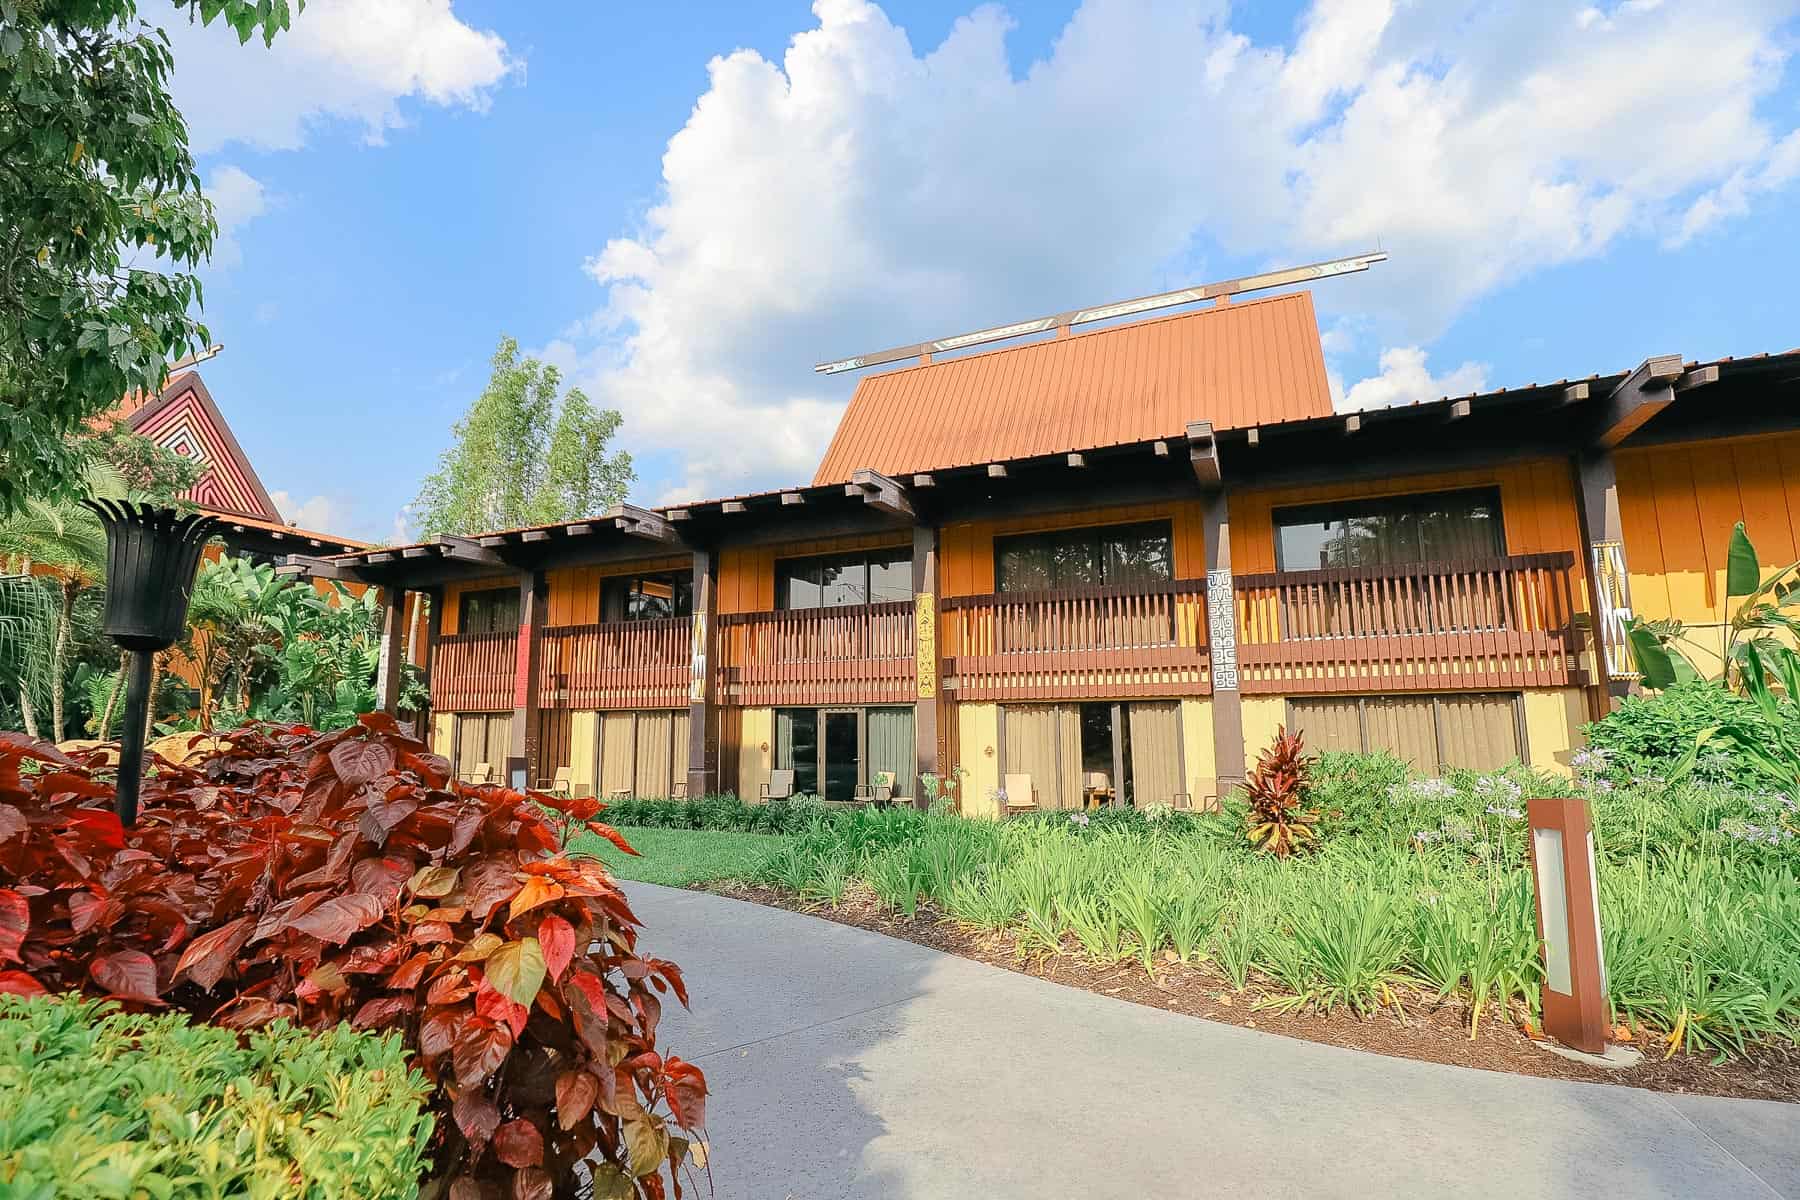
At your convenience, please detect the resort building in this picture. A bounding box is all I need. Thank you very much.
[284,274,1800,817]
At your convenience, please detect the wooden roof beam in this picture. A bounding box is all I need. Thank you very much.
[1673,364,1720,394]
[1593,354,1683,449]
[278,554,367,583]
[780,491,806,506]
[608,503,682,543]
[1185,420,1220,486]
[987,463,1009,479]
[847,468,915,521]
[1066,453,1086,468]
[435,534,506,566]
[721,501,748,515]
[1445,399,1471,421]
[1345,413,1363,435]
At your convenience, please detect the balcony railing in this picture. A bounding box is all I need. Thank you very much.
[940,580,1211,700]
[716,601,915,706]
[539,617,692,710]
[1233,552,1587,693]
[431,630,518,712]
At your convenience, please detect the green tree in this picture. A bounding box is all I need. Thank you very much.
[0,0,298,515]
[412,336,634,538]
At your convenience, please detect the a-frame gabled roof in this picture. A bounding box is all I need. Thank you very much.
[813,290,1333,485]
[119,371,282,523]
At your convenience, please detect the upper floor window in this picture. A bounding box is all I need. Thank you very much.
[777,549,911,610]
[601,572,692,622]
[458,586,519,635]
[1274,488,1504,571]
[995,521,1174,592]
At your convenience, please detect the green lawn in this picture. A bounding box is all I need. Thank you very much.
[567,825,784,887]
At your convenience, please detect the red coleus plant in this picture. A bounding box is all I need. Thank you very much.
[0,717,707,1199]
[1244,725,1321,858]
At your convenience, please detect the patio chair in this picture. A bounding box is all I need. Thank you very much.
[854,770,896,808]
[536,766,574,796]
[1082,771,1113,809]
[1002,772,1037,818]
[462,762,494,786]
[760,769,795,803]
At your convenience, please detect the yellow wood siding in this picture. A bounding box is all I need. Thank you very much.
[938,500,1207,597]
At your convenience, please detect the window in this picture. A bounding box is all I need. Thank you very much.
[458,586,519,635]
[601,572,692,622]
[995,522,1174,592]
[1287,693,1522,774]
[1274,489,1503,571]
[776,549,911,610]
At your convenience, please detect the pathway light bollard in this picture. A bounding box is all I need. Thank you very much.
[1526,796,1608,1055]
[82,501,221,827]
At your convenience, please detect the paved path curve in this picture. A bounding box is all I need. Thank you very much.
[624,882,1799,1200]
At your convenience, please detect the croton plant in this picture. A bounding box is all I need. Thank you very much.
[0,715,706,1199]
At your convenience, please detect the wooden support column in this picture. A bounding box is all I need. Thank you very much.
[1204,489,1245,797]
[420,586,444,733]
[506,570,547,790]
[376,586,406,716]
[912,523,940,806]
[1573,452,1636,702]
[685,548,721,798]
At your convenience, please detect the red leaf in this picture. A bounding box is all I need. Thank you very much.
[453,1088,500,1146]
[0,889,26,964]
[0,732,79,766]
[91,950,161,1002]
[213,997,295,1029]
[0,970,45,997]
[388,951,433,991]
[465,858,522,920]
[353,995,414,1029]
[511,1167,552,1200]
[349,855,413,905]
[62,809,124,851]
[284,893,385,944]
[493,1118,544,1168]
[427,969,475,1006]
[172,915,252,991]
[400,751,452,789]
[662,1057,708,1130]
[537,915,575,981]
[584,821,639,856]
[555,1069,600,1130]
[475,982,529,1038]
[508,876,564,921]
[34,772,112,799]
[0,803,26,843]
[452,1018,513,1088]
[328,738,396,787]
[420,1007,462,1059]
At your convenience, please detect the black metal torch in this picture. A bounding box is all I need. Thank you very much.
[82,501,220,826]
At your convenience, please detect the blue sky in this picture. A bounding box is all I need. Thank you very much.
[161,0,1800,542]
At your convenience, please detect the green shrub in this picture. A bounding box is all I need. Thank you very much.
[1584,680,1799,783]
[0,994,433,1200]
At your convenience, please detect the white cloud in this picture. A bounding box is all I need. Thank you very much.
[205,165,268,270]
[560,0,1800,499]
[1672,128,1800,245]
[270,489,347,534]
[1340,346,1489,412]
[161,0,516,153]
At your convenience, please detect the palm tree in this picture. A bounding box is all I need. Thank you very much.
[0,462,123,740]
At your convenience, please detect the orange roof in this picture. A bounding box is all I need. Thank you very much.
[813,290,1333,484]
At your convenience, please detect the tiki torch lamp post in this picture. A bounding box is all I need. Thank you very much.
[83,501,221,827]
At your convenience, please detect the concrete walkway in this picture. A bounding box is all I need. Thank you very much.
[624,882,1800,1200]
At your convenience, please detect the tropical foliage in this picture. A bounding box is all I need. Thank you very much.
[0,993,433,1199]
[1243,726,1319,857]
[0,0,297,513]
[0,716,708,1196]
[412,336,634,539]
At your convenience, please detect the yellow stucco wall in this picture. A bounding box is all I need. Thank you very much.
[569,711,598,795]
[1239,695,1286,769]
[1179,698,1216,803]
[1523,688,1585,775]
[955,702,1001,818]
[735,707,773,801]
[430,712,453,760]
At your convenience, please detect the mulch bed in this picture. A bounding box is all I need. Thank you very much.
[705,881,1800,1104]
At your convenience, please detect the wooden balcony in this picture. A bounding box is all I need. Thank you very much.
[430,630,517,713]
[715,601,916,706]
[1233,552,1588,693]
[940,580,1212,701]
[539,618,692,710]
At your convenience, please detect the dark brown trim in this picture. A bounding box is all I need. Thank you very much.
[1235,551,1575,589]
